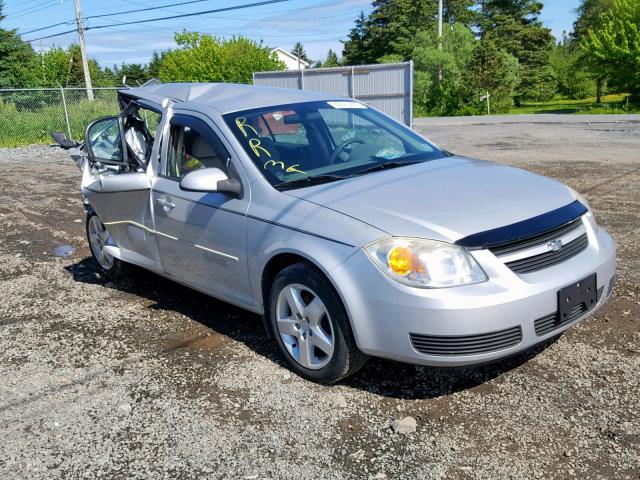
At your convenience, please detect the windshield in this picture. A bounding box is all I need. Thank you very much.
[223,100,445,189]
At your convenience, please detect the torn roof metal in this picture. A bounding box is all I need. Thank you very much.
[118,82,345,114]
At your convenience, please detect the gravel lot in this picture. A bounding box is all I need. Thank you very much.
[1,116,639,479]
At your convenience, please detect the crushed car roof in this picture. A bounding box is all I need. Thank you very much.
[118,82,346,114]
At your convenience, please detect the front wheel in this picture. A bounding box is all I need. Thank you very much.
[268,262,368,383]
[86,212,129,278]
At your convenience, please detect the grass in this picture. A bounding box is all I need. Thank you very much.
[1,91,638,148]
[507,94,639,115]
[0,93,119,148]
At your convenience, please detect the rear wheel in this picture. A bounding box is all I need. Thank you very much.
[86,212,129,278]
[268,262,368,383]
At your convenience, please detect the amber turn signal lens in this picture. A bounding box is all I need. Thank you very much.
[387,246,414,275]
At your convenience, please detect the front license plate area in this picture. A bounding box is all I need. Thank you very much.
[558,273,597,321]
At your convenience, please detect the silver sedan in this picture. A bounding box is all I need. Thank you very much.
[58,83,616,384]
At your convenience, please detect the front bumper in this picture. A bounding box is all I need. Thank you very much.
[331,223,616,367]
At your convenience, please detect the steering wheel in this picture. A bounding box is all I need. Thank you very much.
[329,138,364,165]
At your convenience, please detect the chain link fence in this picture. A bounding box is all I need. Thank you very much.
[0,87,123,148]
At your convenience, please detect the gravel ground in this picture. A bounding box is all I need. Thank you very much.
[0,116,638,479]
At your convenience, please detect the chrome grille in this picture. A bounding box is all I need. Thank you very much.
[410,326,522,356]
[490,217,583,257]
[534,285,604,336]
[487,217,589,274]
[504,233,589,274]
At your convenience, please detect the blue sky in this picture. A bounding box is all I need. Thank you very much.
[2,0,582,67]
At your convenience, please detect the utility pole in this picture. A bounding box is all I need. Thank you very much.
[438,0,443,83]
[73,0,94,101]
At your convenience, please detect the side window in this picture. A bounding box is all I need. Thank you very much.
[87,117,124,163]
[164,118,230,179]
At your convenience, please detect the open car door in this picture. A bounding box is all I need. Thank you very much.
[78,110,161,272]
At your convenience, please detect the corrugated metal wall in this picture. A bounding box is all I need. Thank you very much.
[253,61,413,127]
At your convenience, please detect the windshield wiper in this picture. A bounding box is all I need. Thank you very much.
[353,158,425,176]
[274,174,350,191]
[274,155,429,190]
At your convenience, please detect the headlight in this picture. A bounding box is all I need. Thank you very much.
[364,237,487,288]
[568,187,598,231]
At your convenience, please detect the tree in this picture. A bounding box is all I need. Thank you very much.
[0,1,39,87]
[366,0,438,61]
[119,63,147,86]
[477,0,555,103]
[37,46,72,87]
[571,0,615,102]
[342,0,476,65]
[290,42,311,66]
[342,1,440,63]
[442,0,477,25]
[342,11,369,65]
[465,38,521,113]
[572,0,615,45]
[66,44,110,87]
[147,51,165,79]
[322,49,340,67]
[158,32,284,84]
[549,43,596,99]
[581,0,640,102]
[412,23,476,115]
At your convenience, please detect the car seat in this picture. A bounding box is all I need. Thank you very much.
[190,135,227,172]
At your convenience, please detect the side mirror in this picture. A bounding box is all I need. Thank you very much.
[85,116,128,167]
[179,168,242,197]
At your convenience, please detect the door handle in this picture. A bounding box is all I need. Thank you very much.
[156,197,175,211]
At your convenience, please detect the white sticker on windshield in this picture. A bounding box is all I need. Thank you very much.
[327,101,367,109]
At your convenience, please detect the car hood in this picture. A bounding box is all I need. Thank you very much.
[285,156,577,243]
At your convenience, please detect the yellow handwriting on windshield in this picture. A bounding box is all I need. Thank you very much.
[264,160,285,170]
[286,164,305,174]
[235,117,258,138]
[249,138,271,158]
[263,160,306,175]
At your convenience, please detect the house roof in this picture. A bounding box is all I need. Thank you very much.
[271,47,310,67]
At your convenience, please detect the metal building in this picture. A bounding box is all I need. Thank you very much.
[253,61,414,127]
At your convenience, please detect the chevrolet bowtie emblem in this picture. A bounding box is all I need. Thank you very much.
[548,239,563,252]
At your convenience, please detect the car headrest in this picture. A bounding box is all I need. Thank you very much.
[191,135,217,160]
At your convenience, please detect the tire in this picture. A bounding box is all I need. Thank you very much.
[268,262,368,384]
[85,212,130,279]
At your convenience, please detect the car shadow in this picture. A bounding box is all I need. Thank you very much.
[65,257,561,400]
[342,339,559,400]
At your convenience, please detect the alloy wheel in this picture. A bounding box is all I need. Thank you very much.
[275,283,335,370]
[87,215,115,270]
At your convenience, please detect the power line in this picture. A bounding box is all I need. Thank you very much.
[88,0,220,21]
[21,8,353,37]
[3,0,50,14]
[5,0,52,16]
[78,14,348,41]
[5,0,58,20]
[19,21,74,37]
[24,0,292,41]
[20,0,219,36]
